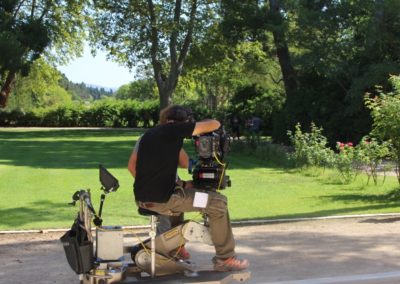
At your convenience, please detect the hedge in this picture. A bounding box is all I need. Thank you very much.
[0,100,221,128]
[0,100,160,128]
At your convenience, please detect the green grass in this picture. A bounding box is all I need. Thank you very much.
[1,128,400,230]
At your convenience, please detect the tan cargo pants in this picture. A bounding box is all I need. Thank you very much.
[138,187,236,259]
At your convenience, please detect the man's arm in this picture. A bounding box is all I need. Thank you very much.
[178,148,189,168]
[192,119,221,136]
[128,150,137,177]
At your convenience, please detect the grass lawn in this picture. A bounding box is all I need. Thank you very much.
[1,128,400,231]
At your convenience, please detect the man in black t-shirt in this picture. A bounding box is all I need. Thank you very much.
[129,105,249,272]
[128,105,191,259]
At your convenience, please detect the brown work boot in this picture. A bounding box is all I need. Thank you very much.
[213,256,249,272]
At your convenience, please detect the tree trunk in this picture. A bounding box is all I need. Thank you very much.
[269,0,299,143]
[0,72,17,108]
[153,64,180,110]
[158,84,173,110]
[148,0,197,110]
[269,0,297,99]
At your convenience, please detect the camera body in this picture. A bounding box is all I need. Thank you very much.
[190,128,231,191]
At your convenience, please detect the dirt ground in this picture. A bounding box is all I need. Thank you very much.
[1,216,400,284]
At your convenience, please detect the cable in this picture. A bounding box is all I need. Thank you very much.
[213,152,226,191]
[131,222,186,265]
[132,213,206,266]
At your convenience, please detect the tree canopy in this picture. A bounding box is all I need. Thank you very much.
[92,0,218,108]
[0,0,90,108]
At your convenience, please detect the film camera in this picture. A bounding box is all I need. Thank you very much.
[189,128,231,191]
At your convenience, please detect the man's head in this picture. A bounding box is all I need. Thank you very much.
[159,105,193,124]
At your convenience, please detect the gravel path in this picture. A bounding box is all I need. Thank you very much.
[1,216,400,284]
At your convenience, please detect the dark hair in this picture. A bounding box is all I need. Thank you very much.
[159,105,193,124]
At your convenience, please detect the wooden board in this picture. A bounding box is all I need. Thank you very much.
[121,270,251,283]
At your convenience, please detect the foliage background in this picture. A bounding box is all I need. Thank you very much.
[2,0,400,145]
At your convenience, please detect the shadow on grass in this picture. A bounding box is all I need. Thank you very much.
[0,129,143,139]
[0,196,149,230]
[0,129,281,170]
[0,129,145,169]
[0,139,134,169]
[0,200,75,228]
[320,188,400,204]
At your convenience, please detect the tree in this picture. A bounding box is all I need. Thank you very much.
[8,58,72,110]
[219,0,299,141]
[287,0,400,143]
[115,78,157,101]
[0,0,90,108]
[92,0,217,109]
[220,0,400,144]
[220,0,297,100]
[268,0,297,100]
[181,18,284,113]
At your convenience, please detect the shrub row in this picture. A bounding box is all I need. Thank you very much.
[0,99,222,128]
[0,100,160,128]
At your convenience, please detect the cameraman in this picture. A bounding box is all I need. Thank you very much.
[131,105,249,272]
[128,106,191,260]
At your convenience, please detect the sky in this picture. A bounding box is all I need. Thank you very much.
[58,45,134,90]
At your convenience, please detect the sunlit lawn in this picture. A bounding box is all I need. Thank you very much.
[0,128,400,230]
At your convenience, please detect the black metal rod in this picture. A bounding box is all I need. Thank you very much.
[98,194,106,217]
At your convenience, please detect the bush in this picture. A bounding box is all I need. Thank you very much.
[83,100,121,127]
[355,137,390,185]
[36,105,81,127]
[18,110,43,126]
[287,123,334,169]
[366,75,400,184]
[333,142,360,183]
[118,100,141,127]
[6,109,26,126]
[140,100,159,127]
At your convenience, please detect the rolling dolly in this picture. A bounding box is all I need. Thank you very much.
[60,165,250,284]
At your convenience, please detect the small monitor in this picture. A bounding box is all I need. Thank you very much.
[99,165,119,193]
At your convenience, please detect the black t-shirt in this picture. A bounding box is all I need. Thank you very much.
[134,122,195,202]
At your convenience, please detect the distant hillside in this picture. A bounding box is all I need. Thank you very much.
[60,74,115,101]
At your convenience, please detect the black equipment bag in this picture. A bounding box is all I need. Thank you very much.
[60,217,94,274]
